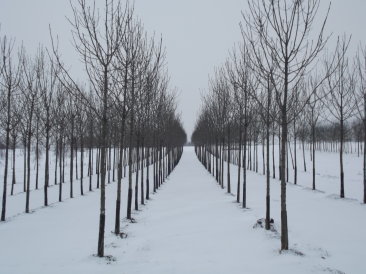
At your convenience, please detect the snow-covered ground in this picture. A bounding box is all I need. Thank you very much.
[0,146,365,273]
[0,149,119,219]
[230,143,365,203]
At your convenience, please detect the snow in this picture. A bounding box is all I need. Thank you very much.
[0,149,103,219]
[231,142,365,203]
[0,146,365,273]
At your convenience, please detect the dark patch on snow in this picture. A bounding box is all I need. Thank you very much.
[323,267,345,274]
[129,218,137,223]
[303,187,326,194]
[110,231,128,239]
[240,206,252,211]
[253,218,277,233]
[118,232,128,239]
[327,194,358,203]
[123,217,137,223]
[253,218,281,240]
[131,210,143,216]
[279,248,305,257]
[287,183,301,188]
[104,255,117,264]
[92,254,117,264]
[320,174,338,180]
[105,242,119,248]
[313,247,330,259]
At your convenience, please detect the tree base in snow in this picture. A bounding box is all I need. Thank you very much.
[117,232,127,239]
[253,218,276,232]
[112,231,128,239]
[279,249,304,257]
[129,218,137,223]
[92,254,116,264]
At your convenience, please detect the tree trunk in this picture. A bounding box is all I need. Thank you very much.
[227,126,231,193]
[96,147,100,189]
[364,95,366,203]
[127,108,134,219]
[88,135,93,191]
[1,87,11,221]
[25,106,34,214]
[237,120,242,203]
[59,137,63,202]
[146,146,150,200]
[44,125,50,206]
[23,139,26,192]
[80,132,84,196]
[243,118,247,208]
[55,140,58,186]
[135,139,140,211]
[280,77,289,250]
[70,117,74,198]
[302,138,306,172]
[272,125,276,179]
[115,111,126,235]
[215,139,219,182]
[97,68,108,257]
[11,135,16,196]
[312,124,316,190]
[141,141,145,205]
[35,120,39,190]
[265,83,271,230]
[294,119,297,185]
[340,118,345,198]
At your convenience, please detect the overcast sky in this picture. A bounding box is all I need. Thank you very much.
[0,0,365,139]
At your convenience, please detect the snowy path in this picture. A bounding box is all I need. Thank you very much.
[118,146,277,274]
[117,147,344,274]
[0,147,365,273]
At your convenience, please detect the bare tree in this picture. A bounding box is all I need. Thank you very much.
[51,0,128,257]
[323,36,355,198]
[36,47,59,206]
[0,36,22,221]
[9,98,22,196]
[305,76,324,190]
[354,45,366,203]
[21,50,40,214]
[241,0,330,250]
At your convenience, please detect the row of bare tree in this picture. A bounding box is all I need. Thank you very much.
[192,0,366,251]
[0,0,186,257]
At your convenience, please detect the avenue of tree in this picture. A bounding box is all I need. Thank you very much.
[0,0,186,257]
[192,0,366,251]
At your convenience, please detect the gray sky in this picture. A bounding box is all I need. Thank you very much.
[0,0,365,139]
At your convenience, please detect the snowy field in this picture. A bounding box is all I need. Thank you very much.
[232,143,365,203]
[0,146,365,273]
[0,149,119,219]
